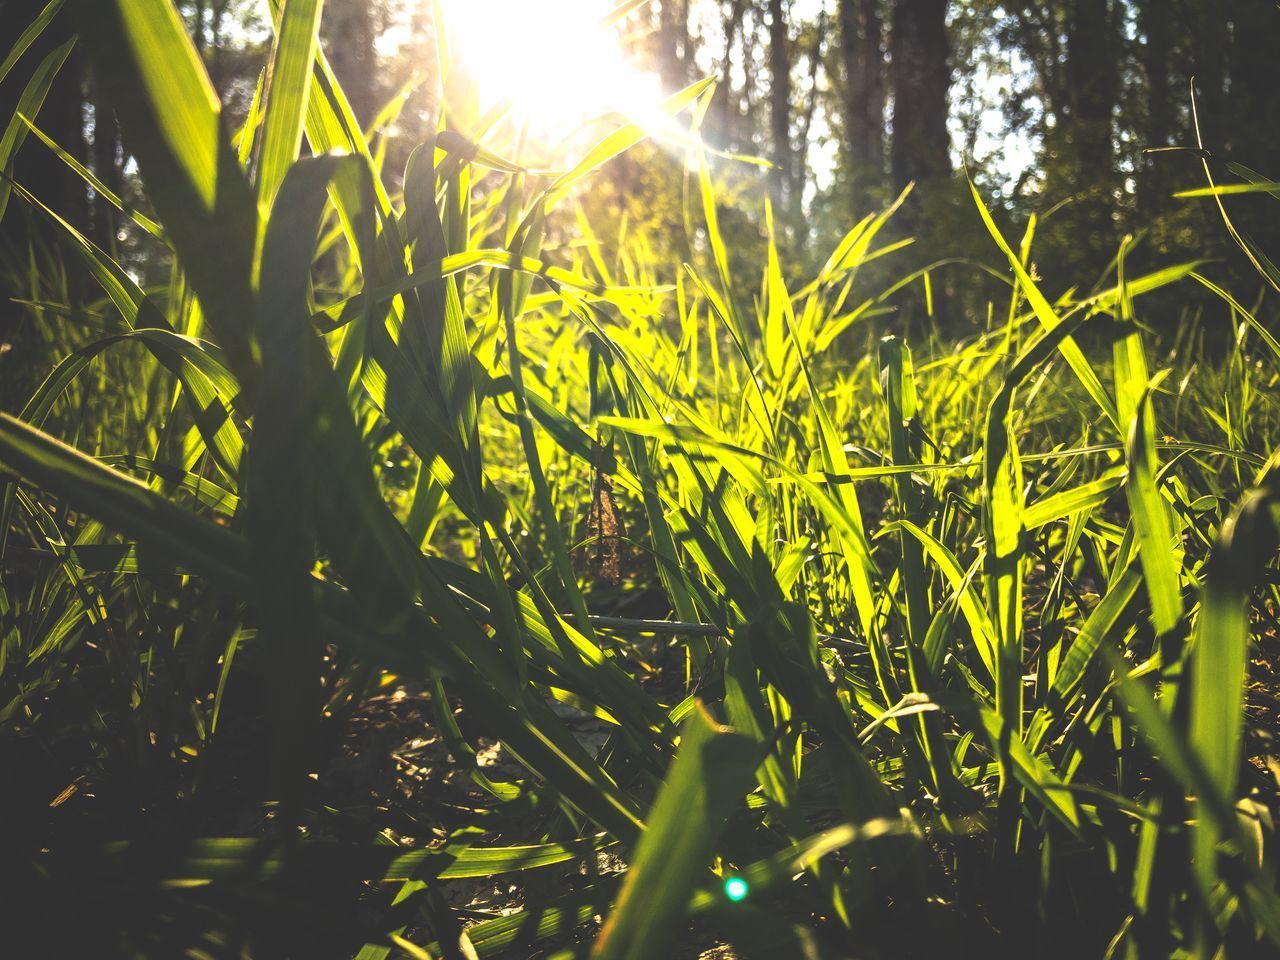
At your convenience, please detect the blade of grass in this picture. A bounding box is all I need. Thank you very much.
[591,703,759,960]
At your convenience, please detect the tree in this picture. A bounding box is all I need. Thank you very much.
[89,82,122,250]
[791,10,827,228]
[768,0,794,216]
[1222,0,1280,263]
[1189,0,1229,149]
[838,0,886,204]
[889,0,951,193]
[1134,0,1172,217]
[709,0,750,149]
[1058,0,1118,274]
[656,0,695,91]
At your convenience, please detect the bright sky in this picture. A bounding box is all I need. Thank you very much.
[440,0,665,140]
[415,0,1038,196]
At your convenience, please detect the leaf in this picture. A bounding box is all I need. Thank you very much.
[1189,454,1280,894]
[879,336,930,649]
[18,113,166,238]
[0,0,63,86]
[981,305,1102,776]
[1175,181,1280,198]
[978,707,1081,835]
[249,152,355,809]
[970,179,1120,430]
[591,703,759,960]
[1114,242,1183,636]
[257,0,324,211]
[546,76,714,204]
[0,412,246,589]
[0,35,75,220]
[78,0,259,387]
[95,833,617,884]
[1124,385,1183,636]
[1023,473,1123,530]
[1050,562,1142,708]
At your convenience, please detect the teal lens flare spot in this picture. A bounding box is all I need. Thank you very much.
[723,877,749,902]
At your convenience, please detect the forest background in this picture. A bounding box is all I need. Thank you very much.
[5,0,1278,386]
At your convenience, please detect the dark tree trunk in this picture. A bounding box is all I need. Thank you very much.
[657,0,692,92]
[1056,0,1117,277]
[887,0,950,325]
[711,0,748,148]
[1138,0,1171,148]
[768,0,793,214]
[1227,0,1280,160]
[889,0,950,192]
[91,87,121,250]
[191,0,208,53]
[1135,0,1172,216]
[790,12,826,234]
[1224,0,1280,257]
[322,0,378,126]
[839,0,885,204]
[1065,0,1115,187]
[1190,0,1229,149]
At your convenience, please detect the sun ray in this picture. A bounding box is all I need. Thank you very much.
[440,0,664,143]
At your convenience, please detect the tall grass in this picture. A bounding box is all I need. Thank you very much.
[2,1,1279,957]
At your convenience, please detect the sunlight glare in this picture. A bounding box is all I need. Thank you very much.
[441,0,664,141]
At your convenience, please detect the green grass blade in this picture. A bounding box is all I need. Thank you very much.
[0,0,63,86]
[1113,247,1183,637]
[1189,457,1280,894]
[0,412,246,587]
[0,35,74,219]
[18,113,166,239]
[591,703,759,960]
[78,0,259,387]
[970,179,1120,430]
[257,0,324,212]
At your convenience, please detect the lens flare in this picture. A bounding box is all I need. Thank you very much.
[441,0,663,140]
[723,876,749,902]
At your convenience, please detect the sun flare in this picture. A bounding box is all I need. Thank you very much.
[441,0,664,141]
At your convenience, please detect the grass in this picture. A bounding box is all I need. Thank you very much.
[2,1,1279,957]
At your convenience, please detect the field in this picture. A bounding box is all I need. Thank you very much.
[2,2,1280,958]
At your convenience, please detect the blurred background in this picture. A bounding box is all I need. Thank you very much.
[3,0,1278,378]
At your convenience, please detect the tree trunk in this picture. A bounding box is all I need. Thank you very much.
[889,0,950,192]
[91,87,121,250]
[322,0,377,126]
[1190,0,1229,149]
[710,0,748,150]
[1137,0,1172,149]
[790,13,826,234]
[1227,0,1280,160]
[657,0,691,92]
[838,0,885,205]
[191,0,208,53]
[1224,0,1280,257]
[1065,0,1115,189]
[768,0,792,214]
[1135,0,1171,216]
[1057,0,1117,276]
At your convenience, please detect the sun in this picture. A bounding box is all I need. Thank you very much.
[440,0,664,142]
